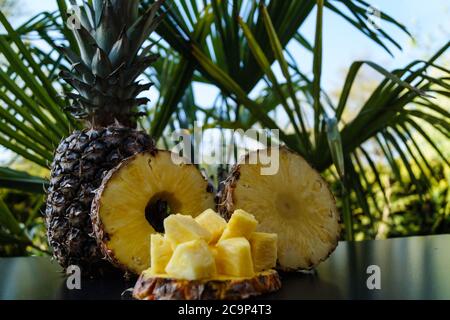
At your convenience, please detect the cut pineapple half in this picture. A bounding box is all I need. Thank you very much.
[218,147,340,270]
[92,150,215,274]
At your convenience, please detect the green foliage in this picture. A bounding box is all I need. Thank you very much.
[335,159,450,240]
[0,186,48,256]
[0,10,73,168]
[0,167,48,193]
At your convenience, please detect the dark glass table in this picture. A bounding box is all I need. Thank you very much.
[1,235,449,300]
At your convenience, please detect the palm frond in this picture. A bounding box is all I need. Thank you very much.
[0,12,74,168]
[0,167,48,193]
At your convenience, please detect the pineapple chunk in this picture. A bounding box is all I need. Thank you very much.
[219,209,257,241]
[249,232,278,271]
[150,234,173,274]
[195,209,227,243]
[164,214,212,247]
[215,237,254,277]
[209,245,218,259]
[165,239,216,280]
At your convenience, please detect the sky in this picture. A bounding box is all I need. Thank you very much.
[1,0,449,163]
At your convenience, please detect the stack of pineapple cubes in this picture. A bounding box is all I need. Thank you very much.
[149,209,278,280]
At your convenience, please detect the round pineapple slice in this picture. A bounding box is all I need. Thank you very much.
[218,147,340,270]
[133,269,281,300]
[92,150,215,274]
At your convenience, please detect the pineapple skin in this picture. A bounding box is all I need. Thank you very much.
[217,146,340,271]
[133,269,281,300]
[45,126,153,273]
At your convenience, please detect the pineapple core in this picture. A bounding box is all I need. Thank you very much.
[215,237,254,277]
[150,233,172,274]
[249,232,278,272]
[219,209,258,241]
[195,209,227,243]
[164,213,212,247]
[165,239,216,280]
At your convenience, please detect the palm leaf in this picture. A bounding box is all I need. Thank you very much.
[0,167,48,193]
[0,12,73,168]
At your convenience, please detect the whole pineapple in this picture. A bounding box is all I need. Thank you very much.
[45,0,164,273]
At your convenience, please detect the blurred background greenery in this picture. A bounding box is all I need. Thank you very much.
[0,0,448,257]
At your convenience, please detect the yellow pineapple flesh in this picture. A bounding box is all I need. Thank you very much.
[219,147,340,270]
[215,237,254,277]
[164,213,212,247]
[150,234,172,274]
[219,209,258,241]
[249,232,278,272]
[195,209,227,243]
[92,150,215,274]
[165,239,216,280]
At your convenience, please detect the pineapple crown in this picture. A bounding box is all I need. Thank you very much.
[59,0,165,128]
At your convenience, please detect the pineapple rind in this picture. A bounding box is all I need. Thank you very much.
[133,269,281,300]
